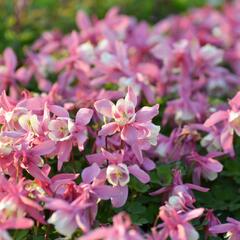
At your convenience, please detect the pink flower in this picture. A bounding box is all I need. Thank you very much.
[44,104,93,170]
[94,87,160,163]
[187,152,223,184]
[0,48,31,98]
[152,206,204,240]
[210,217,240,240]
[203,209,221,239]
[86,149,150,207]
[150,170,208,211]
[0,175,45,225]
[78,212,144,240]
[204,91,240,157]
[46,163,121,237]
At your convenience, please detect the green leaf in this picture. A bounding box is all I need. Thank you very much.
[156,164,172,186]
[129,176,150,193]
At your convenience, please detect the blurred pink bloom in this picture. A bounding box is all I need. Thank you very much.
[151,206,204,240]
[78,212,144,240]
[210,217,240,240]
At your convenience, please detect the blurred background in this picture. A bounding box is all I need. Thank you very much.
[0,0,225,57]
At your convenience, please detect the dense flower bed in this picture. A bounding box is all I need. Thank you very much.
[1,2,240,239]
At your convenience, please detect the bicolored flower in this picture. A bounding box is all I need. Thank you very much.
[94,87,160,162]
[204,91,240,157]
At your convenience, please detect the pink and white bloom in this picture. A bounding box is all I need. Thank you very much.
[151,206,204,240]
[44,105,93,170]
[94,87,160,163]
[86,149,150,207]
[78,212,144,240]
[204,91,240,157]
[187,152,223,184]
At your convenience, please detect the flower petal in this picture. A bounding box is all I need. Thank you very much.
[128,164,150,183]
[81,163,100,183]
[76,108,93,125]
[99,122,118,136]
[125,86,137,107]
[94,99,114,118]
[135,104,159,123]
[111,186,128,208]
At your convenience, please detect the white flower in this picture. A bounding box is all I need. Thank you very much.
[106,164,130,187]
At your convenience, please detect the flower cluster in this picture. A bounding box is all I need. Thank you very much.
[1,1,240,239]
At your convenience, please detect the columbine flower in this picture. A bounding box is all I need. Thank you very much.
[150,170,208,211]
[86,149,150,207]
[152,206,204,240]
[46,163,122,237]
[187,152,223,184]
[48,117,74,142]
[204,91,240,157]
[203,209,221,239]
[0,48,31,98]
[44,105,93,170]
[210,217,240,240]
[78,212,144,240]
[94,87,160,163]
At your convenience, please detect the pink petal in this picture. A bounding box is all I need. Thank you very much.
[27,162,50,183]
[4,48,17,71]
[135,104,159,123]
[57,141,72,170]
[78,228,109,240]
[125,86,137,107]
[76,11,92,30]
[220,126,234,156]
[99,122,118,136]
[76,132,88,151]
[183,208,204,222]
[128,164,150,183]
[121,125,137,145]
[149,187,169,196]
[52,173,79,182]
[20,196,42,211]
[209,223,234,234]
[31,140,56,156]
[94,99,114,118]
[49,105,69,118]
[204,111,228,127]
[2,218,33,229]
[185,184,209,192]
[229,92,240,111]
[86,153,106,165]
[111,186,128,208]
[204,158,223,172]
[76,108,93,125]
[132,143,144,164]
[45,198,72,211]
[143,157,156,171]
[82,163,101,183]
[94,185,120,200]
